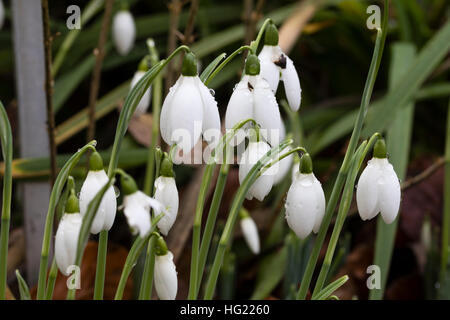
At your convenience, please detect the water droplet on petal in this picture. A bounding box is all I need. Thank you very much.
[209,89,215,97]
[114,186,120,198]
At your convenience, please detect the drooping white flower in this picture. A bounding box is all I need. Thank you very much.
[55,191,82,276]
[154,176,178,236]
[225,54,283,147]
[154,237,177,300]
[0,0,4,30]
[258,23,301,111]
[239,210,260,254]
[160,52,220,153]
[239,140,274,201]
[285,154,325,239]
[112,10,136,56]
[356,140,401,224]
[79,152,117,234]
[120,173,165,237]
[273,122,293,185]
[130,69,151,115]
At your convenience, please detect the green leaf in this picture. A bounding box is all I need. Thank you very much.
[362,19,450,137]
[313,275,348,300]
[200,53,226,83]
[370,42,416,300]
[15,270,31,300]
[250,247,287,300]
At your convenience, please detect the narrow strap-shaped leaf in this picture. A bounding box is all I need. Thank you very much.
[15,270,31,300]
[312,275,349,300]
[0,101,13,300]
[199,53,226,83]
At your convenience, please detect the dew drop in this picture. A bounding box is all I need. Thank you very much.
[209,89,215,97]
[77,192,81,198]
[114,186,120,198]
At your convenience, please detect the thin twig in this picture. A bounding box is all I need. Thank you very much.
[182,0,199,45]
[165,0,183,94]
[401,157,445,190]
[41,0,57,185]
[87,0,114,142]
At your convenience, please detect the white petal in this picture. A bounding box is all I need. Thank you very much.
[166,76,203,153]
[225,77,253,146]
[258,45,281,93]
[253,76,283,146]
[154,252,178,300]
[160,77,182,145]
[196,77,221,145]
[378,161,401,224]
[312,176,326,233]
[285,174,318,239]
[55,213,82,276]
[240,217,260,254]
[79,170,117,234]
[281,54,301,112]
[239,141,274,201]
[356,158,382,221]
[154,177,179,236]
[130,71,151,115]
[112,11,136,56]
[123,200,151,237]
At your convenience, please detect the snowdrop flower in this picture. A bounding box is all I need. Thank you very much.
[0,0,4,30]
[112,9,136,56]
[273,124,293,185]
[55,190,82,276]
[285,153,325,239]
[239,208,260,254]
[160,52,220,153]
[258,22,301,111]
[239,132,275,201]
[79,152,117,234]
[356,139,401,224]
[225,54,283,146]
[154,236,178,300]
[130,58,151,115]
[154,157,179,236]
[121,173,165,237]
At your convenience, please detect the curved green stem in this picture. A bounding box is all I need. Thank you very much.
[296,1,388,299]
[0,101,12,301]
[204,45,252,86]
[45,257,58,300]
[250,18,273,54]
[93,230,108,299]
[312,133,380,297]
[37,141,97,300]
[187,118,257,299]
[203,138,294,299]
[196,163,229,296]
[115,215,164,300]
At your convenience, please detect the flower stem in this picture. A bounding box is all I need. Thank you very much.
[138,235,157,299]
[93,230,108,299]
[187,119,257,299]
[196,163,229,296]
[249,18,273,54]
[204,45,252,86]
[45,257,58,300]
[115,216,163,300]
[143,39,162,195]
[37,141,97,299]
[203,139,294,299]
[296,1,388,299]
[311,134,380,297]
[0,101,12,301]
[440,99,450,283]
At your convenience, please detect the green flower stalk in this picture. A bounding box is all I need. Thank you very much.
[0,101,12,300]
